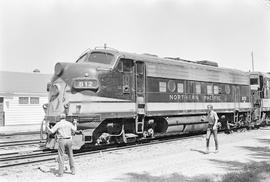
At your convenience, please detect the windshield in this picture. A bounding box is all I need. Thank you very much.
[77,52,115,65]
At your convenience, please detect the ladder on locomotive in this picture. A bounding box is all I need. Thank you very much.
[135,61,146,134]
[135,114,144,134]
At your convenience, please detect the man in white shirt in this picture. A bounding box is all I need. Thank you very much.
[47,113,77,177]
[206,104,219,153]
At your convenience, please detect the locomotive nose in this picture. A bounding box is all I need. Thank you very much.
[54,62,99,91]
[54,62,65,76]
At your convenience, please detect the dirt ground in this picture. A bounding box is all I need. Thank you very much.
[1,128,270,182]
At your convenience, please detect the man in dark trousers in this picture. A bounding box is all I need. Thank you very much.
[47,113,77,177]
[206,104,219,153]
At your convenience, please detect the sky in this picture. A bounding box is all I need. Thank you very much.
[0,0,270,74]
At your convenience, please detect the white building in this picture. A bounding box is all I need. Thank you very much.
[0,71,51,126]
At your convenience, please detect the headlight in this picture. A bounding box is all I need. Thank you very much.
[42,103,48,113]
[49,84,60,101]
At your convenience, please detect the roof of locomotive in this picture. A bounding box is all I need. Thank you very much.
[90,48,244,72]
[249,71,270,79]
[86,48,250,85]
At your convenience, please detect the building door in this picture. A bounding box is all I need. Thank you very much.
[135,61,146,133]
[0,97,4,126]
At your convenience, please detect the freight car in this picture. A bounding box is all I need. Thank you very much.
[41,47,268,149]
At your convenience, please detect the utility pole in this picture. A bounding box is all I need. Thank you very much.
[251,51,254,72]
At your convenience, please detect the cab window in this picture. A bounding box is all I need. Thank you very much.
[122,59,134,72]
[250,74,259,85]
[250,78,258,85]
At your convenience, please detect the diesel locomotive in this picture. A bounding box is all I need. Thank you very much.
[41,47,270,149]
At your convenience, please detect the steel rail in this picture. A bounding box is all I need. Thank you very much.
[0,151,54,162]
[0,139,44,145]
[0,149,45,157]
[0,139,45,148]
[0,133,204,168]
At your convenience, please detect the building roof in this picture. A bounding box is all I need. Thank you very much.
[0,71,52,95]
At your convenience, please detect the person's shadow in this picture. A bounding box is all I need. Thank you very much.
[49,168,58,175]
[38,166,73,176]
[190,148,209,154]
[38,166,72,175]
[38,166,58,175]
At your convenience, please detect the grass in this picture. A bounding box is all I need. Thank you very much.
[124,161,270,182]
[125,172,213,182]
[221,161,270,182]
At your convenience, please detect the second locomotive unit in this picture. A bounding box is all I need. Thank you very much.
[42,47,269,149]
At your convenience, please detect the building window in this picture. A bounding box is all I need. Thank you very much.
[19,97,29,104]
[30,97,39,104]
[159,82,167,92]
[177,83,184,93]
[207,85,213,95]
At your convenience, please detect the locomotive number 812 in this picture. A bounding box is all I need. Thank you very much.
[41,47,270,149]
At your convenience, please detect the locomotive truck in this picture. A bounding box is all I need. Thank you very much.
[41,47,270,149]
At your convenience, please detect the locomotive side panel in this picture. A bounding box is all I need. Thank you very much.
[146,61,249,85]
[142,61,251,135]
[145,61,250,116]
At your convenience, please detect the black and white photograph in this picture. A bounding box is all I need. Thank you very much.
[0,0,270,181]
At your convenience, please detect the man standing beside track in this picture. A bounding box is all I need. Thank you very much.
[206,104,219,154]
[47,113,77,177]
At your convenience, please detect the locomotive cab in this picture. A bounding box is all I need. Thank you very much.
[250,72,268,105]
[43,49,148,149]
[43,50,119,148]
[249,72,270,125]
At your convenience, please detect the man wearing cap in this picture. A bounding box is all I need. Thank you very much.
[206,104,219,153]
[47,113,77,177]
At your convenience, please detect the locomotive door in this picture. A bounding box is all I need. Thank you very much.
[135,61,146,134]
[235,86,240,109]
[232,86,240,123]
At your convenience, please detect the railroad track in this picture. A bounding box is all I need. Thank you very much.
[0,139,45,148]
[0,133,204,168]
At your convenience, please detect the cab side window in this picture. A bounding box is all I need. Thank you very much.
[117,61,123,72]
[136,62,144,75]
[123,59,134,72]
[117,59,134,72]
